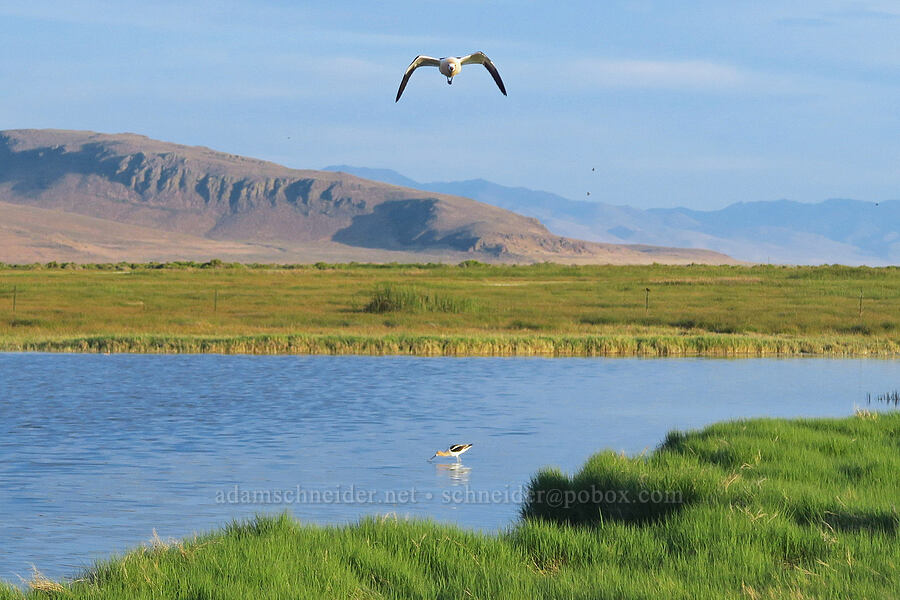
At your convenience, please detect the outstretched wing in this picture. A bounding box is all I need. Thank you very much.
[460,52,507,96]
[396,55,440,102]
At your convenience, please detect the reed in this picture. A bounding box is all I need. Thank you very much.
[2,332,898,357]
[867,389,900,406]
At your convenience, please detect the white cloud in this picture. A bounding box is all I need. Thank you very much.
[828,1,900,20]
[516,55,861,97]
[565,58,745,90]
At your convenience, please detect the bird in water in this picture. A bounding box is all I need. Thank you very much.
[429,443,473,463]
[395,52,507,102]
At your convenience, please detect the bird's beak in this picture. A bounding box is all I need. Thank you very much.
[428,453,437,461]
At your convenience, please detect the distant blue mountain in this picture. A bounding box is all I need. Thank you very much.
[324,166,421,189]
[324,165,899,265]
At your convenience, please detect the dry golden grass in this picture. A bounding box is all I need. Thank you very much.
[23,568,64,594]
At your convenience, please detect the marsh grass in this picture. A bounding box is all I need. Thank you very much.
[4,332,897,357]
[363,284,477,314]
[3,413,899,599]
[524,413,900,530]
[1,262,899,356]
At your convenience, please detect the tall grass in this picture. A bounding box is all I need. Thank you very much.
[363,284,477,314]
[524,413,900,530]
[3,332,897,356]
[3,413,899,599]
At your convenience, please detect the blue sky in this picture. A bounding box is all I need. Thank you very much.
[2,1,899,209]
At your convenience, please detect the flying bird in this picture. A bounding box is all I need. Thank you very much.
[396,52,507,101]
[429,443,473,463]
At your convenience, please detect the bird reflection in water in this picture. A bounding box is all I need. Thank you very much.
[433,462,471,484]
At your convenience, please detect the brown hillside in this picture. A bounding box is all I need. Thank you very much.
[0,129,737,264]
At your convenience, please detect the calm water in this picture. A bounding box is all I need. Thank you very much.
[0,354,897,583]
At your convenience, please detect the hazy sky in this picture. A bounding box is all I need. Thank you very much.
[2,1,899,209]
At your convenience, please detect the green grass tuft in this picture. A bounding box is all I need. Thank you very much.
[363,284,477,314]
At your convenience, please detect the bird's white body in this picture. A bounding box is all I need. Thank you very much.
[429,443,473,463]
[439,57,462,79]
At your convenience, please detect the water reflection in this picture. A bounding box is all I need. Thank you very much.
[867,390,900,406]
[433,462,471,484]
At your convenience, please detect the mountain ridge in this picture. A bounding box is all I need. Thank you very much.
[324,165,899,265]
[0,130,735,265]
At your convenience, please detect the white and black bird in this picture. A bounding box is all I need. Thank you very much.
[429,443,473,463]
[395,52,507,102]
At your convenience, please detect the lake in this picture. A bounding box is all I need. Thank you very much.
[1,354,897,583]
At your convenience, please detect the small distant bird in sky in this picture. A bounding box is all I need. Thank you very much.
[396,52,507,101]
[429,443,473,463]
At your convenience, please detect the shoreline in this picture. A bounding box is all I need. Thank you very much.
[4,412,898,598]
[1,332,898,357]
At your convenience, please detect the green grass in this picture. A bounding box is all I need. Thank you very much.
[363,284,477,314]
[1,262,899,356]
[4,412,899,599]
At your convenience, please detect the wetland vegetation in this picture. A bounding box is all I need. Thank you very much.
[0,262,898,356]
[3,412,898,599]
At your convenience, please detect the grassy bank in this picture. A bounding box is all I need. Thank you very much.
[4,412,898,598]
[3,332,899,357]
[1,262,899,356]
